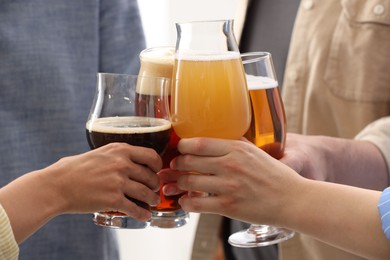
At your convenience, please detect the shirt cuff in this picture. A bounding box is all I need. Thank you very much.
[355,117,390,184]
[0,203,19,259]
[378,187,390,241]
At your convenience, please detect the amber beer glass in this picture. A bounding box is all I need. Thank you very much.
[137,47,189,228]
[86,73,171,229]
[228,52,294,247]
[171,20,251,140]
[245,75,286,159]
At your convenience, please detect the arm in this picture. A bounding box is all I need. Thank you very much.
[281,133,389,190]
[170,138,390,260]
[0,143,161,244]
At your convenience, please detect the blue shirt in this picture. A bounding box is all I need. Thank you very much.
[378,187,390,241]
[0,0,145,259]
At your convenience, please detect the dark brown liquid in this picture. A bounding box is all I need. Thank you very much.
[86,116,171,211]
[136,92,185,212]
[86,127,170,155]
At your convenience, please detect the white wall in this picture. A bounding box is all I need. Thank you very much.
[138,0,246,47]
[116,1,246,259]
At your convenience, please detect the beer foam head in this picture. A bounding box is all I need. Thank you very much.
[176,50,240,61]
[86,116,171,134]
[245,74,278,90]
[140,47,175,65]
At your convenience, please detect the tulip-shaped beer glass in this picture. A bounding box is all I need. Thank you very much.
[171,19,251,140]
[228,52,294,247]
[86,73,171,229]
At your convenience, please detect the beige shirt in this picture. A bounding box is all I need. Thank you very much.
[280,0,390,259]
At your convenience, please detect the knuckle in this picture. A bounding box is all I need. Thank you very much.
[178,175,195,190]
[191,138,208,153]
[219,197,238,212]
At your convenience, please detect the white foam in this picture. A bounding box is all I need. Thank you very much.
[140,47,175,65]
[86,116,171,134]
[245,74,278,90]
[176,51,240,61]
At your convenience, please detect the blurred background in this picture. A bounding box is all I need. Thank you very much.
[115,0,245,259]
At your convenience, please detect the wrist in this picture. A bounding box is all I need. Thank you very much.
[31,167,69,218]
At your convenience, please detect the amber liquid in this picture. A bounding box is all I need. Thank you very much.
[171,53,251,139]
[135,91,184,212]
[244,76,286,159]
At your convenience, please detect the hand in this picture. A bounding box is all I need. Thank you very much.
[169,137,302,225]
[0,142,162,243]
[48,143,161,221]
[160,168,187,196]
[280,133,330,181]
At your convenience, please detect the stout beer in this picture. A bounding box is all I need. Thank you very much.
[86,116,171,212]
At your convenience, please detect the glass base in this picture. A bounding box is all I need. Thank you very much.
[150,209,189,228]
[228,225,295,247]
[93,212,149,229]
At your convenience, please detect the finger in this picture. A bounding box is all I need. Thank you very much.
[104,143,163,173]
[117,198,152,222]
[122,162,160,192]
[178,194,224,215]
[171,153,230,177]
[162,183,184,196]
[177,174,220,195]
[178,138,236,157]
[158,168,186,183]
[123,180,160,207]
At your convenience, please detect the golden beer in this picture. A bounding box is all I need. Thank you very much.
[171,52,251,139]
[244,75,286,159]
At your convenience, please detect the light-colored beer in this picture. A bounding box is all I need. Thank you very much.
[244,75,286,159]
[171,52,251,139]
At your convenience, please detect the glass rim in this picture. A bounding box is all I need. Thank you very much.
[240,52,271,65]
[175,19,234,26]
[140,46,175,54]
[97,73,170,82]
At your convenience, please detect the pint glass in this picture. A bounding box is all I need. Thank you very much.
[138,47,189,228]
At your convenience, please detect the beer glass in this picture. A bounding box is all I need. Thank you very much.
[171,19,251,140]
[228,52,294,247]
[138,46,190,228]
[86,73,171,229]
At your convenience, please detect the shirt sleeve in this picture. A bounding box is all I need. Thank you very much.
[0,203,19,260]
[354,116,390,181]
[378,187,390,241]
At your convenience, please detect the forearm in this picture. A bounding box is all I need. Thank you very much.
[282,179,390,259]
[0,169,64,243]
[321,136,388,190]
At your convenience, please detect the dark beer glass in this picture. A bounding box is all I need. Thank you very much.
[228,52,294,247]
[86,73,171,229]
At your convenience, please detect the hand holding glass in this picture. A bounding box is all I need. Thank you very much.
[86,73,171,229]
[228,52,294,247]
